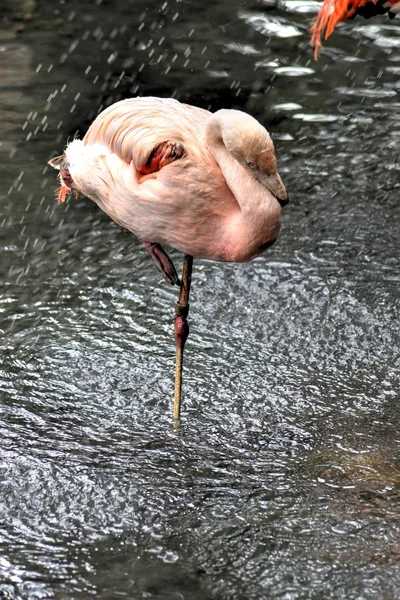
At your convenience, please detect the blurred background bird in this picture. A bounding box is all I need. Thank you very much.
[311,0,400,57]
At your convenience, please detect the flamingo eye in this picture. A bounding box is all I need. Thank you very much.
[246,161,256,170]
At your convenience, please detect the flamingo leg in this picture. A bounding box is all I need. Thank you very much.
[173,254,193,423]
[142,240,180,286]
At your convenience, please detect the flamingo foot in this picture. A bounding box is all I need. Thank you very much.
[142,240,180,286]
[173,254,193,424]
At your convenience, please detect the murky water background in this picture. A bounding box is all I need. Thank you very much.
[1,0,399,598]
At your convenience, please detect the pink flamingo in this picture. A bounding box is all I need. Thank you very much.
[48,97,288,422]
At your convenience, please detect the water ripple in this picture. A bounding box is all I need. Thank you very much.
[0,1,399,598]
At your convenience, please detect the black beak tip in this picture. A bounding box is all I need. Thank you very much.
[278,193,289,208]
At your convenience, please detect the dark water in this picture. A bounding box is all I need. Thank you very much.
[1,0,400,598]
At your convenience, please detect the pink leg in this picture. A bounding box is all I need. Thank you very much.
[142,240,180,286]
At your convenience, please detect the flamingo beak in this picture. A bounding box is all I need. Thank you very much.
[259,171,289,207]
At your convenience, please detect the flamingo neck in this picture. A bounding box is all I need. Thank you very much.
[204,113,279,227]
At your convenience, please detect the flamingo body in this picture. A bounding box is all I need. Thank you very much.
[53,97,287,264]
[49,97,288,420]
[312,0,400,57]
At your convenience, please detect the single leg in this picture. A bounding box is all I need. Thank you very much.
[142,240,180,286]
[173,254,193,423]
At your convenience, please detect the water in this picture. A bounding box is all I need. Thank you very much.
[1,0,400,598]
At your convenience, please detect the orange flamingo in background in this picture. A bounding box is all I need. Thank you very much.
[48,97,288,422]
[312,0,400,57]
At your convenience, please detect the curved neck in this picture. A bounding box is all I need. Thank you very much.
[204,113,277,223]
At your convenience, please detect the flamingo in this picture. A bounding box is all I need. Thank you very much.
[311,0,400,57]
[48,97,288,422]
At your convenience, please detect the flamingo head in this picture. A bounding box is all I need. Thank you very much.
[244,147,289,207]
[209,109,289,207]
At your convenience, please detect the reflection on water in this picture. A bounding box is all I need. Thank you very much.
[0,0,399,598]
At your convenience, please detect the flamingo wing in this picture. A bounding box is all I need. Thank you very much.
[83,97,210,174]
[49,97,211,211]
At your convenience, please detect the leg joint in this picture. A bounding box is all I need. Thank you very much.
[175,302,189,318]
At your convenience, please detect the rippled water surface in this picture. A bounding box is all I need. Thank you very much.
[1,0,399,598]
